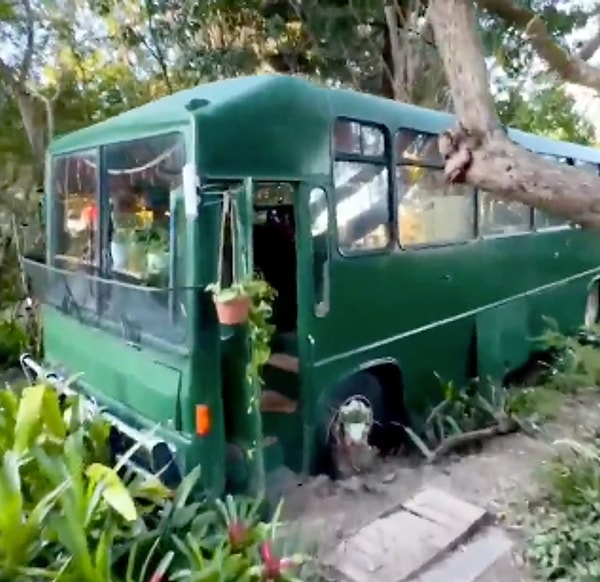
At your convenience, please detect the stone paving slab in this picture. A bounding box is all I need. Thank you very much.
[323,487,488,582]
[415,527,513,582]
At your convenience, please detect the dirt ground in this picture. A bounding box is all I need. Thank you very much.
[281,391,600,579]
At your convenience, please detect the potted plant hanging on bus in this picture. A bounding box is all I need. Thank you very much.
[206,192,251,325]
[207,281,251,325]
[111,228,131,270]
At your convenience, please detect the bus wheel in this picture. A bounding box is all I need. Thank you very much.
[585,284,599,329]
[319,372,386,479]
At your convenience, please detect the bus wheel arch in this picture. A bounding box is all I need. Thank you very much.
[317,361,406,478]
[584,278,600,329]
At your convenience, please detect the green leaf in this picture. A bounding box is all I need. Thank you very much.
[14,383,46,453]
[86,463,138,522]
[0,451,24,554]
[42,388,67,442]
[95,526,113,578]
[173,464,202,510]
[130,474,171,503]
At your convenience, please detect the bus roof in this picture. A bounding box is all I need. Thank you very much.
[50,74,600,166]
[49,74,318,155]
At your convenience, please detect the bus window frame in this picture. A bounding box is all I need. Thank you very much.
[393,128,477,250]
[50,148,101,271]
[532,154,573,233]
[332,117,394,258]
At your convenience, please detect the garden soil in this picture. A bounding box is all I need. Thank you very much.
[280,391,600,581]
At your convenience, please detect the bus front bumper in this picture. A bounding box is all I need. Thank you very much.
[19,353,183,488]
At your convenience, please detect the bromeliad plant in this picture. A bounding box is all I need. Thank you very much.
[0,380,308,581]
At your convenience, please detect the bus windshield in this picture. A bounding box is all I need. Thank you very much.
[26,132,189,350]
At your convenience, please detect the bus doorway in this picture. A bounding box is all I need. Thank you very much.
[219,181,302,491]
[252,183,298,347]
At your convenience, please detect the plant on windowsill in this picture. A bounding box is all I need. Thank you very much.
[146,228,169,275]
[127,228,149,275]
[110,228,132,270]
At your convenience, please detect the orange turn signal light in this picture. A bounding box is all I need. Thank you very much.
[195,404,211,436]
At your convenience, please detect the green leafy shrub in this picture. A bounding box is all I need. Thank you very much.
[527,440,600,581]
[527,503,600,581]
[0,239,21,311]
[535,321,600,393]
[506,386,563,424]
[0,381,309,581]
[0,320,27,369]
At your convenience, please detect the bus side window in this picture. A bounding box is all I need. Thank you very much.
[333,119,391,254]
[395,130,475,246]
[52,150,100,269]
[479,190,530,237]
[309,187,330,317]
[534,155,569,230]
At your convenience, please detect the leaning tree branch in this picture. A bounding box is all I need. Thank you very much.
[429,0,500,131]
[418,420,518,464]
[429,0,600,229]
[476,0,600,92]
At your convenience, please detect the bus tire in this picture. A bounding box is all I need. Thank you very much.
[317,371,386,479]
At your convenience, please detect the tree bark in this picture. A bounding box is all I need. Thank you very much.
[428,0,600,228]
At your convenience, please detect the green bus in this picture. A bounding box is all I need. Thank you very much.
[21,74,600,495]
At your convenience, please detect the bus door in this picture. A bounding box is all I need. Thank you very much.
[293,183,332,466]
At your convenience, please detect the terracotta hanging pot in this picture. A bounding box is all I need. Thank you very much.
[213,294,251,325]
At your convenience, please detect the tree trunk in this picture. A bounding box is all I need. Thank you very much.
[14,88,44,186]
[428,0,600,229]
[381,16,395,99]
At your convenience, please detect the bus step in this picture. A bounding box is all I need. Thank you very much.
[267,353,299,373]
[260,390,297,413]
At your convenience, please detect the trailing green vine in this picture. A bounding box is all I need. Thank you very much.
[206,275,276,401]
[245,277,277,401]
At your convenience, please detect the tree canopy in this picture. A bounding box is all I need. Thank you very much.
[0,0,599,224]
